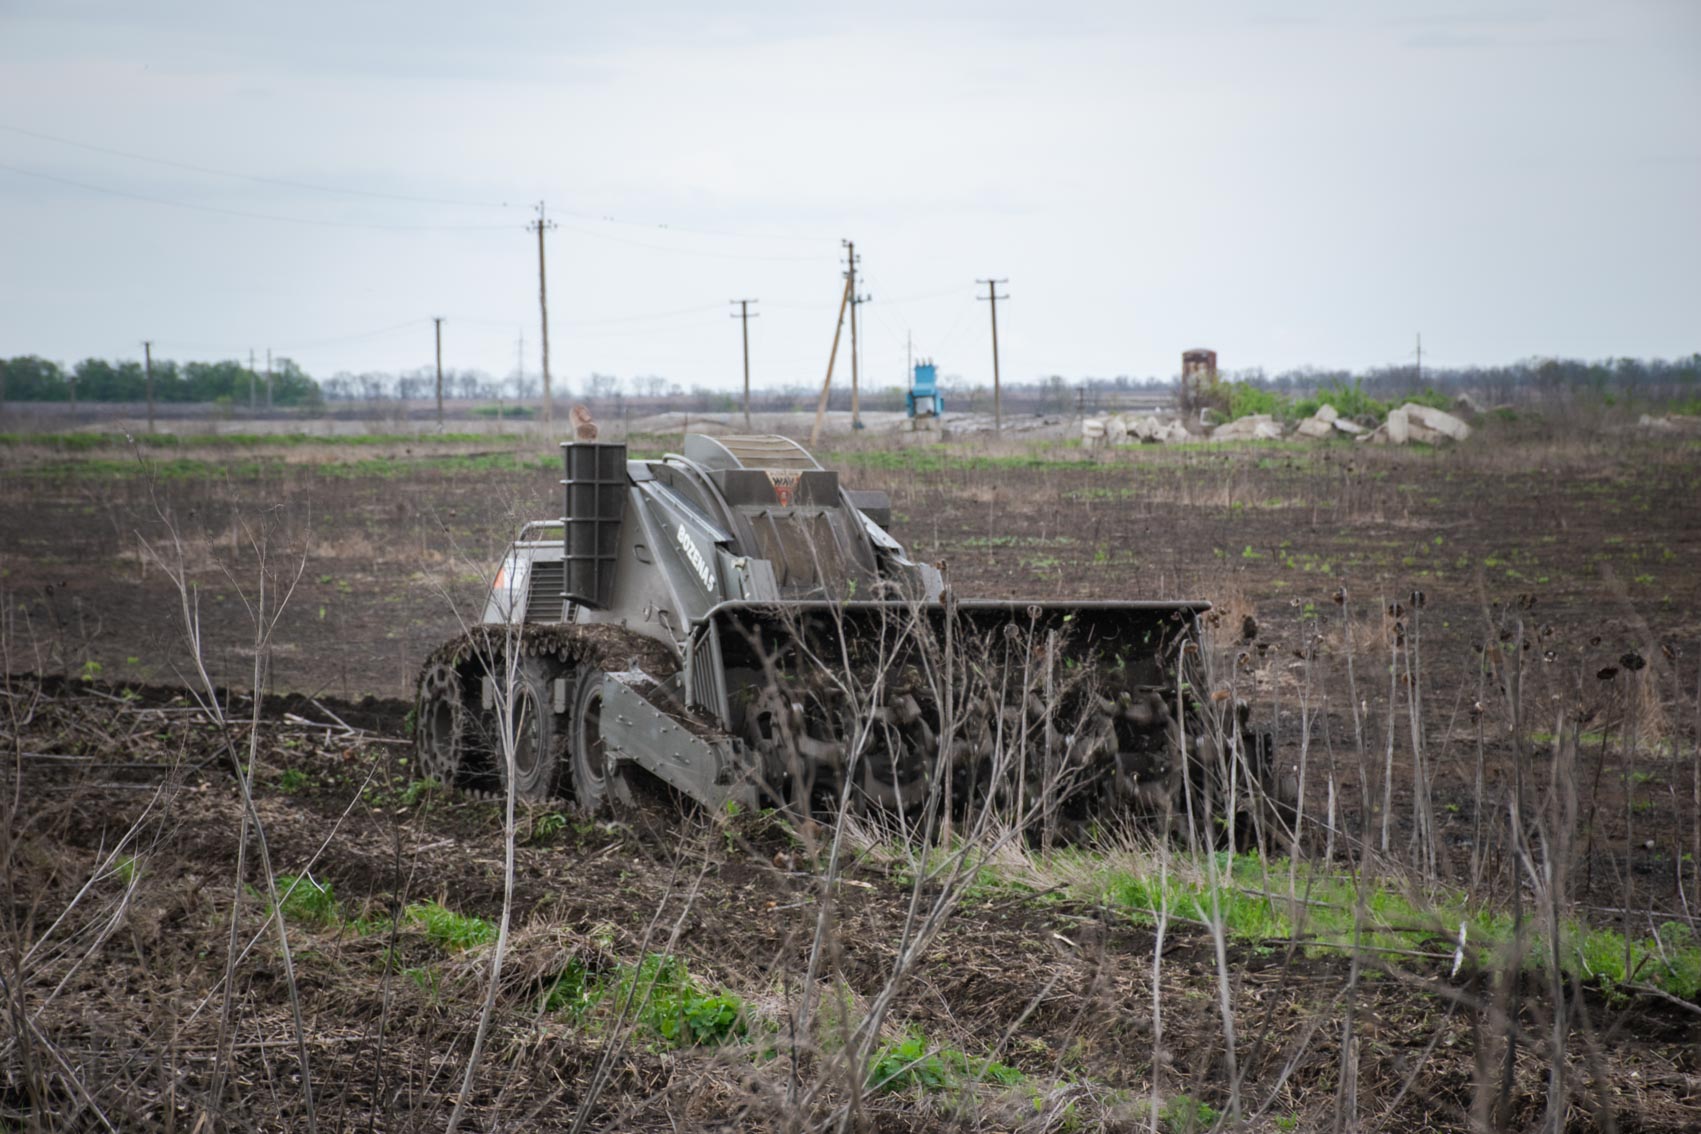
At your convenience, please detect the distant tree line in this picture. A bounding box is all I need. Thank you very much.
[0,355,321,407]
[4,352,1695,417]
[1194,355,1701,408]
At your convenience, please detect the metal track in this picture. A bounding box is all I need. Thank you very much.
[412,623,679,801]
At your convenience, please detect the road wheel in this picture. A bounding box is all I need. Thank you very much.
[415,660,467,787]
[497,659,564,803]
[570,669,635,815]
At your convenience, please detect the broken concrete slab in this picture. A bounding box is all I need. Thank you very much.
[1314,403,1339,423]
[1386,407,1410,444]
[1211,414,1283,442]
[1083,413,1197,446]
[1331,416,1366,436]
[1296,416,1334,439]
[1401,403,1472,440]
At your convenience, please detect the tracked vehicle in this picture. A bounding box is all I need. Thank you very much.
[415,433,1280,833]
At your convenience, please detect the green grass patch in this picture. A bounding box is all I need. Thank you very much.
[1063,851,1701,1000]
[867,1030,1023,1094]
[541,952,749,1048]
[1160,1092,1221,1133]
[269,874,340,927]
[406,900,497,950]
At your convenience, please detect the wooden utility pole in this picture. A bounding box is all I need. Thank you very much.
[527,202,558,424]
[265,348,274,410]
[731,299,758,431]
[143,340,155,433]
[978,278,1008,432]
[433,317,445,427]
[845,241,870,431]
[809,272,855,448]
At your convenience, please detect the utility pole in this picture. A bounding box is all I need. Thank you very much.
[248,349,256,410]
[845,241,870,430]
[730,299,758,430]
[978,278,1009,432]
[143,340,155,433]
[265,348,274,410]
[810,271,856,448]
[1415,332,1423,385]
[433,317,445,428]
[527,202,558,425]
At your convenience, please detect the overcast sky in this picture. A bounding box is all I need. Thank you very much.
[1,1,1696,393]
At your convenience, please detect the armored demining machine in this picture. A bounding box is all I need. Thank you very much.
[415,431,1283,836]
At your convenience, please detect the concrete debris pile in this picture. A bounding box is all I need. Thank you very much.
[1361,403,1473,445]
[1638,413,1701,434]
[1294,403,1365,439]
[1209,414,1284,442]
[1081,413,1192,446]
[1096,401,1478,447]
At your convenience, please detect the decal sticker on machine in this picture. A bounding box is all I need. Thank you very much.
[676,524,717,592]
[766,471,800,506]
[492,555,529,618]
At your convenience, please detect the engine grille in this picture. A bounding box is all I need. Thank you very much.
[524,558,566,623]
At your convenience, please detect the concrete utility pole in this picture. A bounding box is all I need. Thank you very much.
[845,241,870,430]
[248,349,257,409]
[978,278,1009,432]
[527,202,558,424]
[731,299,758,431]
[143,340,155,433]
[1415,332,1423,385]
[433,317,445,427]
[265,348,274,410]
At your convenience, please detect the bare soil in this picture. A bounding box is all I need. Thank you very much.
[3,424,1699,1130]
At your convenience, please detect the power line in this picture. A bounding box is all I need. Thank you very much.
[0,155,844,255]
[0,161,514,231]
[543,204,831,243]
[2,123,846,246]
[154,317,432,356]
[0,122,516,210]
[857,277,971,306]
[554,220,835,262]
[561,302,729,328]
